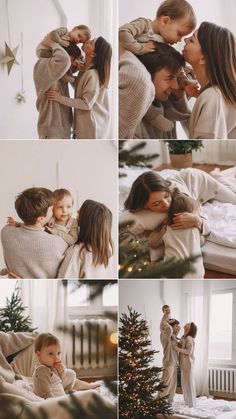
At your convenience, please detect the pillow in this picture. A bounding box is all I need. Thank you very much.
[120,209,167,235]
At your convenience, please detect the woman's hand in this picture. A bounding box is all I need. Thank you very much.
[46,91,61,102]
[170,212,203,231]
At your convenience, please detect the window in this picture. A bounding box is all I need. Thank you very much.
[67,281,118,318]
[209,290,235,365]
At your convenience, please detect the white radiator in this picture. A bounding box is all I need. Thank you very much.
[209,367,236,393]
[70,318,115,369]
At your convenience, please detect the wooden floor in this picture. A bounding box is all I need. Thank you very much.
[205,269,235,279]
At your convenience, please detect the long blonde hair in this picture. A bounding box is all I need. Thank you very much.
[77,200,113,267]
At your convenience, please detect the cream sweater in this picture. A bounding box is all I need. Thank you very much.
[33,364,76,399]
[189,86,236,139]
[59,69,110,139]
[58,243,113,279]
[119,17,163,55]
[119,50,155,138]
[1,225,68,278]
[33,43,72,139]
[47,216,78,245]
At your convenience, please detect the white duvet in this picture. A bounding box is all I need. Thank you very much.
[173,394,236,418]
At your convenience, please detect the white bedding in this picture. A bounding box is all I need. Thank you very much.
[173,394,236,419]
[119,166,236,275]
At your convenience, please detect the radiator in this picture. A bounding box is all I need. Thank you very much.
[69,318,115,369]
[209,367,236,393]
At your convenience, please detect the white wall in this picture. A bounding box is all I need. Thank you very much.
[0,0,117,139]
[0,140,118,268]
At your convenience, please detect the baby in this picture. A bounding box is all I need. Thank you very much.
[149,190,205,278]
[7,188,78,246]
[160,304,171,331]
[33,333,100,399]
[37,24,91,59]
[119,0,199,131]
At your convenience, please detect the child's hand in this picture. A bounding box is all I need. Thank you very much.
[7,217,16,225]
[45,226,53,234]
[46,90,61,102]
[142,41,157,53]
[53,361,64,373]
[184,83,200,98]
[59,37,70,48]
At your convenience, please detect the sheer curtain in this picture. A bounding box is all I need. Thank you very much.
[194,140,236,165]
[181,280,212,396]
[19,280,69,364]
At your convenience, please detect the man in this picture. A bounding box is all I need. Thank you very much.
[160,318,180,402]
[119,42,189,138]
[1,187,68,278]
[33,40,81,139]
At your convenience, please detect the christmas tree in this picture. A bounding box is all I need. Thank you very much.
[119,140,159,176]
[119,307,172,418]
[0,287,36,332]
[119,221,200,278]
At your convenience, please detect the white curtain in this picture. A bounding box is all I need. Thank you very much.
[193,140,236,165]
[181,280,211,396]
[19,280,69,364]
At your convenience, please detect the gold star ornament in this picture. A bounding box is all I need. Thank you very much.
[0,42,19,75]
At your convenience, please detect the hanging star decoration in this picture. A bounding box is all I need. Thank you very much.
[0,42,19,75]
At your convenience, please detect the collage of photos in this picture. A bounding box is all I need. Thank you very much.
[0,0,236,418]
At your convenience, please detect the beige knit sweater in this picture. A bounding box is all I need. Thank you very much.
[59,69,110,139]
[1,225,68,278]
[189,86,236,139]
[33,43,73,139]
[119,50,155,139]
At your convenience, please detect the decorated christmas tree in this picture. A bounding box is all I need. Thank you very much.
[119,221,199,278]
[119,307,172,418]
[119,140,159,176]
[0,287,36,332]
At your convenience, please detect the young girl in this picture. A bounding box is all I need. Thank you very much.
[176,323,197,407]
[7,188,78,246]
[33,333,99,399]
[58,199,114,279]
[149,190,205,278]
[46,37,112,139]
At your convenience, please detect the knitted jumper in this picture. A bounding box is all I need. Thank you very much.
[47,216,78,245]
[189,86,236,139]
[33,43,72,139]
[59,69,110,139]
[119,50,155,139]
[1,225,68,278]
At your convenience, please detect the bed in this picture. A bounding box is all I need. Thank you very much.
[172,394,236,419]
[119,166,236,276]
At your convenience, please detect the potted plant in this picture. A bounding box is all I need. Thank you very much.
[164,140,203,169]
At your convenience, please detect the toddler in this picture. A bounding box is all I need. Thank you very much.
[7,188,78,246]
[149,190,205,278]
[160,304,171,331]
[33,333,100,399]
[119,0,198,131]
[37,24,91,59]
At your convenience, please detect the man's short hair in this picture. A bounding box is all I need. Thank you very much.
[63,43,82,59]
[169,319,180,327]
[15,187,53,225]
[137,42,185,76]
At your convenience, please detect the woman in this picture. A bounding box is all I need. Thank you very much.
[58,199,114,279]
[177,322,197,407]
[47,37,112,139]
[183,22,236,139]
[123,168,236,266]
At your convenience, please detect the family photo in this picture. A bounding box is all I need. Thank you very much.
[0,0,117,139]
[119,140,236,279]
[119,279,236,419]
[0,279,117,418]
[119,0,236,139]
[0,140,117,279]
